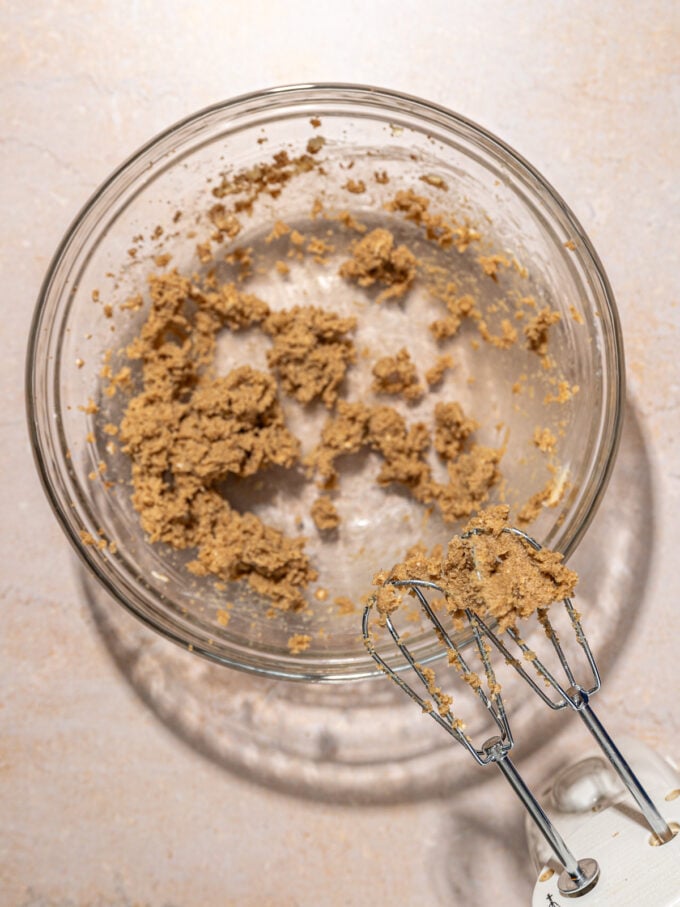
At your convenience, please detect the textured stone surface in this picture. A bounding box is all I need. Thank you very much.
[2,2,678,904]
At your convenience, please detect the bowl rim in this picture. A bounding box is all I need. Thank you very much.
[25,82,625,682]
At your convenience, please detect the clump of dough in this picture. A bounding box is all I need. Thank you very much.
[371,347,424,401]
[308,401,501,523]
[118,271,316,611]
[263,305,357,407]
[196,282,270,330]
[186,498,317,611]
[429,293,478,341]
[533,427,557,454]
[382,542,443,587]
[308,401,429,493]
[386,189,481,251]
[170,367,299,483]
[339,228,417,302]
[425,354,454,386]
[434,446,503,522]
[287,633,312,654]
[373,584,403,627]
[212,149,320,214]
[441,506,577,628]
[433,402,478,461]
[516,467,568,526]
[311,495,340,531]
[376,505,577,630]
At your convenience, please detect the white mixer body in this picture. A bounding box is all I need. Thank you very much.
[530,738,680,906]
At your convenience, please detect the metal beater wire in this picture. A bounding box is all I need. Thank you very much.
[362,585,599,895]
[465,525,673,844]
[395,579,514,753]
[407,525,674,845]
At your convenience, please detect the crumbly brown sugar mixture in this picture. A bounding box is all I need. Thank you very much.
[310,494,340,531]
[385,188,481,252]
[442,506,577,628]
[524,307,562,356]
[117,272,317,610]
[287,633,313,654]
[433,402,478,460]
[306,400,502,523]
[263,306,357,407]
[425,353,454,387]
[371,347,424,401]
[379,505,577,630]
[90,140,577,621]
[170,367,299,483]
[338,228,417,302]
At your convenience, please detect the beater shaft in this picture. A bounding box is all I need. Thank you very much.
[484,736,599,894]
[364,516,677,899]
[363,596,600,896]
[573,690,674,844]
[463,525,675,844]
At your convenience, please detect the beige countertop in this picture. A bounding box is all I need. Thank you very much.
[2,2,678,904]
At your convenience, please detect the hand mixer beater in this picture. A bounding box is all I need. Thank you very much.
[362,519,680,904]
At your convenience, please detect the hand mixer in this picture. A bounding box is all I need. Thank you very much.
[362,524,680,905]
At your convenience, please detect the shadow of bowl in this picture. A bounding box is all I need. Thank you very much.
[79,399,653,806]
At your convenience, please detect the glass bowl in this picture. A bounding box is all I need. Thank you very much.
[26,84,624,681]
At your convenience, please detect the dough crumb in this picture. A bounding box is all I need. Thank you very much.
[212,149,320,215]
[216,608,231,627]
[425,354,454,386]
[544,380,579,404]
[287,633,312,654]
[477,254,511,281]
[335,210,367,233]
[78,399,99,414]
[371,347,424,401]
[429,292,478,341]
[208,203,241,239]
[311,495,340,531]
[339,228,417,302]
[569,305,584,324]
[344,178,366,194]
[533,427,557,454]
[266,220,291,242]
[386,189,480,251]
[478,317,518,350]
[433,402,478,460]
[524,307,561,356]
[517,468,568,524]
[419,173,448,191]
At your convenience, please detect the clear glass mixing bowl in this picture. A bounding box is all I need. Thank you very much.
[26,84,624,681]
